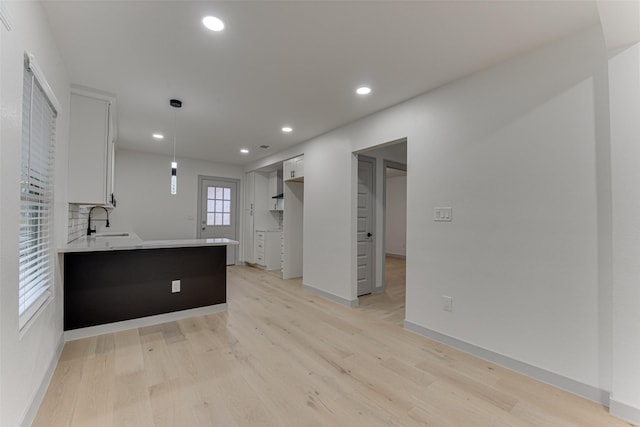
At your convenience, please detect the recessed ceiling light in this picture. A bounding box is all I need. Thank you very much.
[356,86,372,95]
[203,16,224,32]
[152,133,164,140]
[282,126,293,133]
[240,148,249,154]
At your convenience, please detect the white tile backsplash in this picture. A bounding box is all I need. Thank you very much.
[68,204,90,243]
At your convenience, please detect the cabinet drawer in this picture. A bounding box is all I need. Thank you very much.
[256,254,265,265]
[256,231,266,240]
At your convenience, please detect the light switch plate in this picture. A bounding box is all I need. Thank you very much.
[442,295,453,312]
[434,207,453,222]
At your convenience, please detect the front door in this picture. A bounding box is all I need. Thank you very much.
[199,177,238,265]
[357,156,375,296]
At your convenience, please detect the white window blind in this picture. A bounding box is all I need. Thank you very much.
[19,54,57,330]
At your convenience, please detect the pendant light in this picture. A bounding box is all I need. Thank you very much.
[169,99,182,194]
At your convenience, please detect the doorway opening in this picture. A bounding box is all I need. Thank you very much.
[381,163,407,324]
[354,139,407,321]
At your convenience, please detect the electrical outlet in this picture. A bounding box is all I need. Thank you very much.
[171,280,181,293]
[442,295,453,312]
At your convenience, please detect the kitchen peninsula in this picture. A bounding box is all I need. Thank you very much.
[60,232,238,335]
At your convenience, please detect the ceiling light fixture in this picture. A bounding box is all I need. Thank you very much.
[356,86,372,95]
[169,99,182,195]
[202,16,225,32]
[282,126,293,133]
[152,133,164,140]
[240,148,249,154]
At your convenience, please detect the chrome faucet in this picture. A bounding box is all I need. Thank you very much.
[87,206,110,236]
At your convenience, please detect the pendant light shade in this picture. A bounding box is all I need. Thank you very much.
[170,161,177,194]
[169,99,182,195]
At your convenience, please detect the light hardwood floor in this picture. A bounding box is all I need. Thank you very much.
[33,258,632,427]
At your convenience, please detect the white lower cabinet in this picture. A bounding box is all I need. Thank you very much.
[254,230,282,271]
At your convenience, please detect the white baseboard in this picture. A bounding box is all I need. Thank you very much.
[21,333,65,427]
[64,304,227,341]
[610,399,640,425]
[404,320,610,406]
[302,283,359,307]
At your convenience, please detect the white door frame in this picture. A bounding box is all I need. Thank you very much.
[196,175,241,264]
[381,160,407,292]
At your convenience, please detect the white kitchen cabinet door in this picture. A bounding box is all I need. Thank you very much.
[244,171,279,263]
[68,90,116,206]
[284,155,304,182]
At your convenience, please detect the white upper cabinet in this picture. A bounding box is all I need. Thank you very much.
[283,155,304,182]
[68,88,117,206]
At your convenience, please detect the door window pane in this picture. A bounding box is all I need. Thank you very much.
[206,186,232,226]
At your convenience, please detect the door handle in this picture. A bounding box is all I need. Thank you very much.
[367,232,372,237]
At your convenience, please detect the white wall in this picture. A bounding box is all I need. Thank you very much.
[303,137,356,300]
[608,43,640,422]
[385,174,407,257]
[0,2,70,426]
[403,26,608,392]
[110,149,243,241]
[249,26,611,395]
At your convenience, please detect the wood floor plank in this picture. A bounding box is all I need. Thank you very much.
[31,360,83,427]
[33,258,634,426]
[113,371,154,427]
[69,354,115,427]
[140,331,179,387]
[148,378,199,427]
[114,328,144,376]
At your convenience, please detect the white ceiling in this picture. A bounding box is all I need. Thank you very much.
[42,0,601,166]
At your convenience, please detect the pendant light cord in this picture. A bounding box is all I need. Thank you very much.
[173,107,177,163]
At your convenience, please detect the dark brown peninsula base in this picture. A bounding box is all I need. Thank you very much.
[64,245,226,330]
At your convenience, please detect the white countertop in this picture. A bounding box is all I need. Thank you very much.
[60,232,239,253]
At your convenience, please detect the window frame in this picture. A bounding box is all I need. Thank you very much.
[18,53,60,332]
